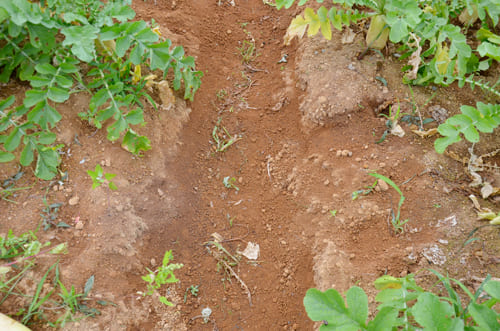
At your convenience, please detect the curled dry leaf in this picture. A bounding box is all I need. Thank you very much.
[405,33,422,80]
[412,128,438,138]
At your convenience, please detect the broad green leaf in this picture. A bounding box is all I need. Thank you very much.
[412,292,457,330]
[34,147,59,180]
[469,303,500,331]
[484,280,500,300]
[55,75,73,89]
[24,89,46,107]
[389,19,408,43]
[125,108,143,125]
[0,151,15,162]
[36,132,56,145]
[5,126,23,151]
[61,25,99,62]
[367,307,399,331]
[20,142,34,166]
[107,117,127,141]
[435,135,461,154]
[35,63,57,75]
[47,86,70,103]
[115,35,133,57]
[108,181,118,191]
[27,102,62,129]
[346,286,368,326]
[304,288,348,322]
[477,42,500,61]
[29,75,52,88]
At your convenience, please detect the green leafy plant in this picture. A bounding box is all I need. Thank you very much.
[277,1,500,153]
[223,176,239,191]
[55,275,99,327]
[87,164,117,190]
[0,0,202,180]
[304,270,500,330]
[183,284,199,303]
[435,102,500,154]
[141,250,183,306]
[369,172,408,234]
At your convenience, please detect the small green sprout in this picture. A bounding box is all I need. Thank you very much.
[87,164,117,190]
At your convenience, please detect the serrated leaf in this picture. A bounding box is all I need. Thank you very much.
[34,147,59,180]
[0,151,15,162]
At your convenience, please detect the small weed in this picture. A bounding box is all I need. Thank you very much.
[237,40,259,64]
[223,176,239,191]
[369,172,408,234]
[352,180,378,200]
[226,214,236,227]
[433,203,442,208]
[212,118,241,153]
[328,210,337,218]
[216,89,227,100]
[376,104,405,144]
[1,172,31,203]
[40,193,69,230]
[87,164,117,191]
[183,285,199,303]
[141,250,183,306]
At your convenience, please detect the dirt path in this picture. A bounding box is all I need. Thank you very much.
[1,1,500,330]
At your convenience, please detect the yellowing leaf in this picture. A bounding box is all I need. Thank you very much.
[490,216,500,225]
[284,15,308,45]
[304,8,321,37]
[436,43,450,75]
[374,275,403,290]
[132,65,141,85]
[366,15,389,50]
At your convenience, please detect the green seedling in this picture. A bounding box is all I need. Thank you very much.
[183,285,199,303]
[352,180,378,200]
[226,214,236,227]
[141,250,183,306]
[369,172,408,234]
[87,164,117,191]
[55,275,99,327]
[304,270,500,330]
[328,210,337,217]
[216,89,227,100]
[212,119,241,152]
[237,40,259,64]
[223,176,239,191]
